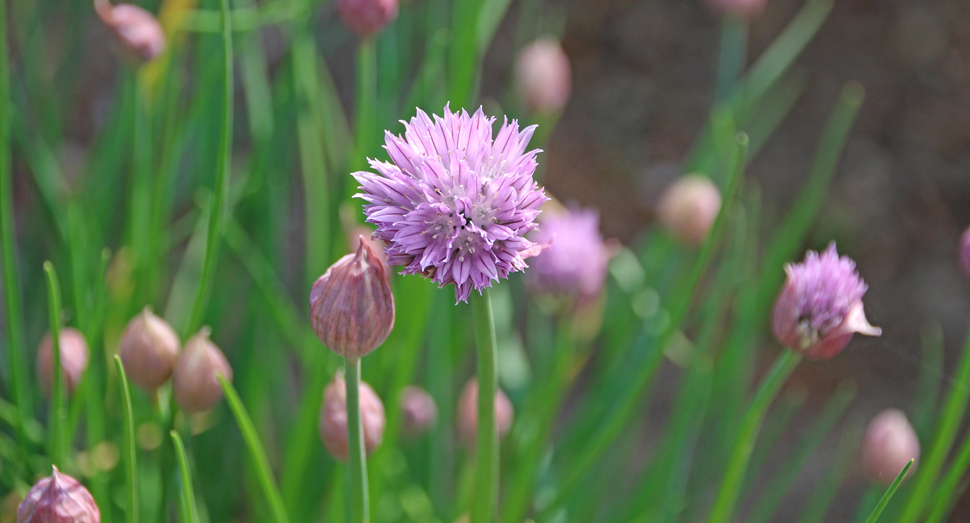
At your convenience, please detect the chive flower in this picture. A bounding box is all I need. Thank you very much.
[354,105,548,303]
[861,409,919,485]
[18,466,100,523]
[772,243,881,359]
[526,206,611,309]
[37,328,90,395]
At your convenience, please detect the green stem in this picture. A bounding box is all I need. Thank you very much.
[345,358,370,523]
[171,430,200,523]
[349,37,377,203]
[0,0,33,435]
[114,356,138,523]
[185,0,233,336]
[715,15,748,104]
[219,375,291,523]
[470,288,499,523]
[865,460,914,523]
[43,262,65,467]
[706,348,802,523]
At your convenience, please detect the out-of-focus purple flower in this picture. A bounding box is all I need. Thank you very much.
[861,409,919,486]
[95,0,166,63]
[37,328,90,395]
[457,379,514,447]
[354,105,548,303]
[319,374,386,461]
[516,39,572,114]
[172,328,232,413]
[772,243,881,359]
[527,207,611,309]
[657,174,722,246]
[338,0,398,38]
[400,385,437,437]
[18,466,100,523]
[959,224,970,277]
[120,307,181,391]
[704,0,767,18]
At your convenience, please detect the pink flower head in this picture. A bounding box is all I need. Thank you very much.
[95,0,166,63]
[516,38,572,114]
[861,409,919,485]
[354,105,548,303]
[18,466,100,523]
[527,207,610,309]
[319,374,386,461]
[338,0,398,38]
[772,243,881,359]
[37,328,90,395]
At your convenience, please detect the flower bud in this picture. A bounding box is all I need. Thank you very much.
[18,466,100,523]
[119,307,181,391]
[319,374,386,461]
[310,239,395,360]
[37,328,90,395]
[704,0,767,18]
[94,0,166,63]
[527,207,612,310]
[172,328,232,413]
[959,223,970,277]
[772,243,881,360]
[400,386,437,437]
[516,39,572,114]
[861,409,919,485]
[457,379,514,447]
[338,0,398,38]
[656,174,722,246]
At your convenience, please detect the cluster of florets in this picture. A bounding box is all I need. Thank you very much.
[354,105,548,303]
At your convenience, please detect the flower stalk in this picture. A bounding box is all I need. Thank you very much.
[345,357,370,523]
[470,288,499,523]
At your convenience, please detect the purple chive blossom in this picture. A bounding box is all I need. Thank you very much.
[527,207,610,309]
[772,243,881,360]
[353,104,548,303]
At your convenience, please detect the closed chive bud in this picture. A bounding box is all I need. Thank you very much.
[861,409,919,485]
[457,379,514,447]
[319,374,386,461]
[172,328,232,413]
[959,223,970,277]
[516,38,572,114]
[772,243,881,360]
[338,0,398,38]
[400,386,438,437]
[37,328,90,395]
[656,174,722,246]
[17,466,100,523]
[310,238,395,360]
[94,0,166,63]
[119,307,180,391]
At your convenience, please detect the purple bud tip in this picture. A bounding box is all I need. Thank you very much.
[18,466,101,523]
[772,243,881,359]
[353,104,549,303]
[527,206,612,310]
[861,409,919,485]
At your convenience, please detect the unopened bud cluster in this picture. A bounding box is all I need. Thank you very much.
[118,308,232,413]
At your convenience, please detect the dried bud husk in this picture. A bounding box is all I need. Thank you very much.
[37,328,90,395]
[119,307,181,390]
[657,175,722,246]
[861,409,920,486]
[337,0,398,38]
[310,239,395,360]
[94,0,166,63]
[457,379,514,447]
[172,328,232,413]
[400,386,437,437]
[319,374,386,461]
[18,466,100,523]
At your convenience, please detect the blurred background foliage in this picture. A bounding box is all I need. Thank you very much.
[0,0,969,521]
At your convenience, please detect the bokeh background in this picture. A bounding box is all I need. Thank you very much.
[5,0,970,520]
